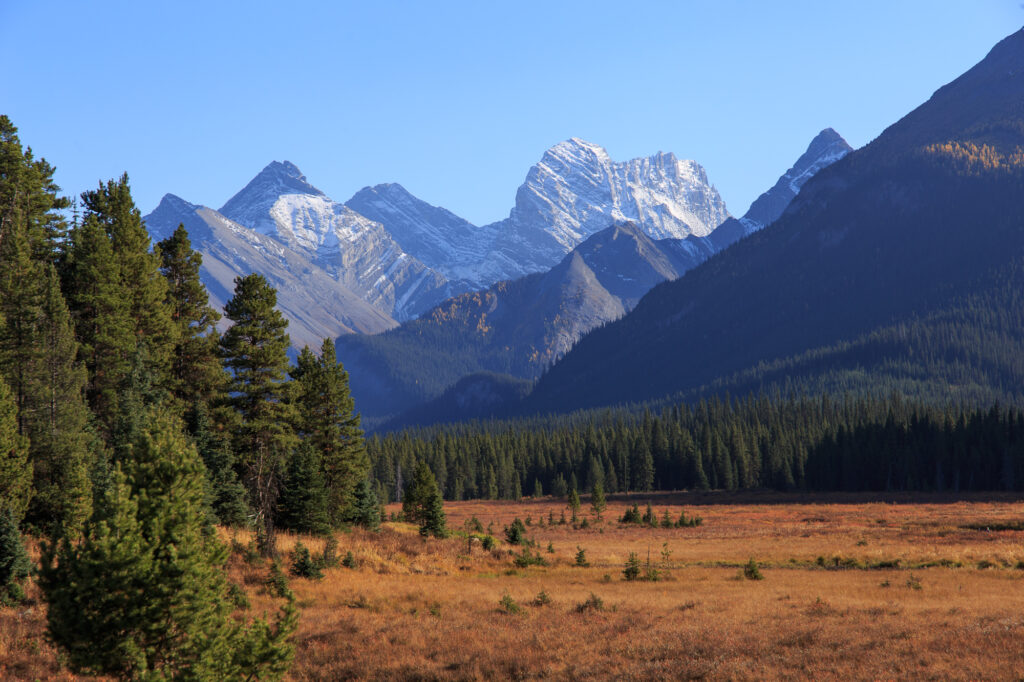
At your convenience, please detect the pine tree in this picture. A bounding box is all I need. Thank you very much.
[24,266,92,536]
[568,486,581,523]
[157,224,226,417]
[220,274,296,556]
[590,479,607,521]
[419,485,447,539]
[39,408,297,679]
[0,508,31,605]
[0,374,30,523]
[188,405,249,528]
[403,460,446,537]
[349,477,381,530]
[277,442,331,537]
[291,339,367,526]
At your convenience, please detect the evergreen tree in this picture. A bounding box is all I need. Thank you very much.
[590,479,607,521]
[24,266,92,536]
[568,486,581,523]
[0,374,30,523]
[403,460,446,535]
[157,224,226,417]
[39,408,297,679]
[188,405,249,528]
[277,442,331,537]
[220,274,296,556]
[349,477,381,530]
[0,508,31,605]
[291,339,368,526]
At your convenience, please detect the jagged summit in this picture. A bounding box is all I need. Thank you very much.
[740,129,852,232]
[218,160,325,232]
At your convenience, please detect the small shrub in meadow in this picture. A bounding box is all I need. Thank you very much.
[464,516,484,533]
[317,536,340,569]
[743,558,763,581]
[499,593,521,615]
[342,551,358,569]
[575,546,589,567]
[533,590,551,607]
[231,537,263,566]
[580,518,590,530]
[575,593,604,613]
[620,504,642,524]
[623,552,641,581]
[289,542,324,580]
[481,535,496,551]
[525,515,533,526]
[905,574,922,590]
[265,560,292,598]
[676,510,703,528]
[228,581,250,610]
[505,518,528,545]
[661,510,674,529]
[642,502,657,527]
[513,548,548,568]
[546,542,555,554]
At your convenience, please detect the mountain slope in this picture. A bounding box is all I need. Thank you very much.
[337,222,715,417]
[526,28,1024,414]
[145,194,397,350]
[218,162,452,321]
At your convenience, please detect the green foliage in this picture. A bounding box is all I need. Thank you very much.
[623,552,641,581]
[341,550,357,569]
[504,517,527,545]
[498,593,521,615]
[574,593,605,613]
[0,509,32,605]
[676,510,703,528]
[480,535,496,551]
[220,273,296,556]
[157,224,226,416]
[512,548,547,568]
[567,486,581,522]
[532,590,551,607]
[292,339,368,526]
[288,542,323,580]
[188,405,249,528]
[39,408,296,680]
[0,376,30,523]
[318,536,340,569]
[743,558,763,580]
[403,461,447,537]
[590,480,606,520]
[619,504,642,525]
[277,442,332,537]
[348,477,381,531]
[574,546,589,567]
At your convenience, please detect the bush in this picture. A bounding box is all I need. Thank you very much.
[289,542,324,580]
[513,548,548,568]
[532,590,551,607]
[317,536,340,569]
[504,518,527,545]
[575,593,604,613]
[743,558,763,581]
[0,510,32,606]
[480,535,496,551]
[265,560,292,598]
[676,510,703,528]
[464,516,484,533]
[499,593,521,615]
[575,546,589,567]
[342,551,358,569]
[623,552,641,581]
[620,504,643,524]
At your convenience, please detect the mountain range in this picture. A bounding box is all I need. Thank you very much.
[344,129,850,421]
[144,140,734,350]
[524,28,1024,415]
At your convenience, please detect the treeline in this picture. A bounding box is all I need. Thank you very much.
[0,116,374,551]
[368,393,1024,499]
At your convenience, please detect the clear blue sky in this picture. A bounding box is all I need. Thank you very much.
[1,1,1021,225]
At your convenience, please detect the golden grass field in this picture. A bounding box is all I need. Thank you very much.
[6,491,1024,680]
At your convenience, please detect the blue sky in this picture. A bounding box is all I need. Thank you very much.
[1,1,1021,225]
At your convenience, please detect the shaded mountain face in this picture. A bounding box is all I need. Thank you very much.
[145,194,397,350]
[337,223,717,418]
[526,29,1024,415]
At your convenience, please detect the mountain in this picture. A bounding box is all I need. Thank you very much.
[145,194,397,350]
[345,139,732,291]
[336,222,720,418]
[217,161,452,321]
[344,183,486,293]
[339,128,851,421]
[526,28,1024,414]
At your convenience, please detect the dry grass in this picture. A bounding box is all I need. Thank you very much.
[7,492,1024,679]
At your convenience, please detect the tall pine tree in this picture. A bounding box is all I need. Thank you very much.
[291,338,368,526]
[220,274,296,555]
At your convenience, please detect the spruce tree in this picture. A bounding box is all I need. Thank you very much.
[188,405,249,528]
[0,508,31,605]
[24,266,93,536]
[568,486,581,523]
[39,408,297,680]
[349,476,381,530]
[291,339,368,526]
[157,224,226,417]
[590,479,607,521]
[277,441,331,537]
[0,374,31,523]
[220,274,296,555]
[403,460,445,535]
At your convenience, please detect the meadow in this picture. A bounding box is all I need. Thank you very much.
[6,491,1024,680]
